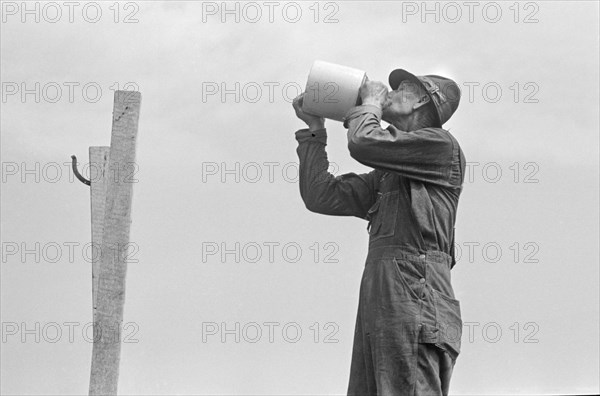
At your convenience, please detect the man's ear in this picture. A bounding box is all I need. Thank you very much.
[412,95,431,110]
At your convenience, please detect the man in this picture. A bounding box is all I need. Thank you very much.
[292,68,466,396]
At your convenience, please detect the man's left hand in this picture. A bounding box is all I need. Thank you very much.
[293,93,325,131]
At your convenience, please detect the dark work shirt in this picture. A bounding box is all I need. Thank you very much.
[295,104,466,266]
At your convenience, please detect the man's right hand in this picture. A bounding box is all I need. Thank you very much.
[359,80,389,109]
[293,93,325,132]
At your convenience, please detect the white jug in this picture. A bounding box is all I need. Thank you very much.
[302,60,367,122]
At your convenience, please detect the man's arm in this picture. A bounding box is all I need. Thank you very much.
[292,94,378,218]
[295,127,378,218]
[344,105,460,188]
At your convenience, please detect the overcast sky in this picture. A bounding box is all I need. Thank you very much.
[1,1,599,395]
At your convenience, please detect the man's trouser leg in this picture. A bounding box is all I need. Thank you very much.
[415,343,455,395]
[347,250,461,396]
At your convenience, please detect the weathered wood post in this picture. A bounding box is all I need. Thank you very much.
[84,90,141,396]
[89,146,110,322]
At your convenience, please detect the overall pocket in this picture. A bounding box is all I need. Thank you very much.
[392,257,423,301]
[366,190,399,242]
[432,289,462,361]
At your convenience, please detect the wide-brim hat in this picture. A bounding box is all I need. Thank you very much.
[388,69,461,127]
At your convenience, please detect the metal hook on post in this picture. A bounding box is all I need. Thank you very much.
[71,155,91,186]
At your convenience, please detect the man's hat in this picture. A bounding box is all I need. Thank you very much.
[388,69,461,127]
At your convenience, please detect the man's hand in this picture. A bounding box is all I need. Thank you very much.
[359,80,389,109]
[293,93,325,132]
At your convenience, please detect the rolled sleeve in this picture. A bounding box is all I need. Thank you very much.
[295,128,328,144]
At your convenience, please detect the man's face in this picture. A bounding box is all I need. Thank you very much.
[382,80,428,122]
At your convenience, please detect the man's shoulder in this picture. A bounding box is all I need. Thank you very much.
[424,127,463,151]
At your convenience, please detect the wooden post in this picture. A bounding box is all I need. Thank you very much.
[89,146,110,323]
[89,91,141,396]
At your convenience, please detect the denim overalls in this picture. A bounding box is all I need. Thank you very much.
[295,104,466,396]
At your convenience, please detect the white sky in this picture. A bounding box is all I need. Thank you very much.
[1,1,599,395]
